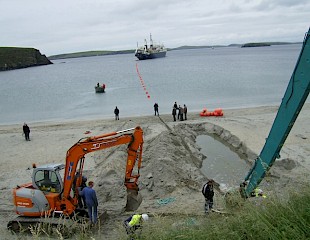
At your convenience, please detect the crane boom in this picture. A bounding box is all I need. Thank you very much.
[242,28,310,197]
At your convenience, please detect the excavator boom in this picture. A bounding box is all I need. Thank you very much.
[9,126,144,232]
[243,28,310,197]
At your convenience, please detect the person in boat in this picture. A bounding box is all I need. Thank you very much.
[97,82,100,87]
[102,83,106,91]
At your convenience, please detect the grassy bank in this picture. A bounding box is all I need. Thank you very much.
[8,188,310,239]
[137,189,310,240]
[0,47,52,71]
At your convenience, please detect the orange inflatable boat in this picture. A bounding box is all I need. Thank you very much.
[200,108,223,117]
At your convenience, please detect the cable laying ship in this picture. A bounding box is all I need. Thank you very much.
[135,34,167,60]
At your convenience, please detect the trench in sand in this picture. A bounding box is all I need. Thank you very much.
[197,134,251,190]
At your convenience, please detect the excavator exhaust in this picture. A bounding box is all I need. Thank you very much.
[125,189,143,211]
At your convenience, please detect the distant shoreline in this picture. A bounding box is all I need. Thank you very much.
[48,42,301,60]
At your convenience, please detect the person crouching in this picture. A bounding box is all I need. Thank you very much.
[124,213,149,237]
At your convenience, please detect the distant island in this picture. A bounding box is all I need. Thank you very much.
[241,43,271,48]
[0,47,52,71]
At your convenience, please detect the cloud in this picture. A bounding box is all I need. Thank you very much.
[1,0,309,55]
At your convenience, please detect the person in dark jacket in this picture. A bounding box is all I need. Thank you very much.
[179,105,184,121]
[23,123,30,141]
[73,173,88,208]
[154,103,159,116]
[173,102,178,109]
[80,181,98,224]
[114,106,120,120]
[202,179,215,214]
[183,104,188,120]
[177,105,181,120]
[172,107,177,121]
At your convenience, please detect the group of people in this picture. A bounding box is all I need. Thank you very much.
[172,102,187,122]
[70,149,214,234]
[72,175,99,225]
[114,102,187,122]
[75,176,149,236]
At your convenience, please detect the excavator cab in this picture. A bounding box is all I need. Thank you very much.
[32,163,65,193]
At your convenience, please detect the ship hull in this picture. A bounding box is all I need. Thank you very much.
[135,51,166,60]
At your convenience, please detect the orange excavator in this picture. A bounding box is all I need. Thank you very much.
[8,126,144,231]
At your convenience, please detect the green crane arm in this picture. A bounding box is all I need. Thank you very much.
[242,28,310,197]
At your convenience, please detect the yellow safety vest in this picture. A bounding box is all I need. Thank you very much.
[254,188,267,198]
[128,214,142,227]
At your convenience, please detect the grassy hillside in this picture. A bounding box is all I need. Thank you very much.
[48,49,135,60]
[136,188,310,240]
[0,47,52,71]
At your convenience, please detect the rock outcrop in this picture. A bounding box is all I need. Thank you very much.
[0,47,52,71]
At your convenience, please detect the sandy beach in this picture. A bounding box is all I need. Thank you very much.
[0,104,309,239]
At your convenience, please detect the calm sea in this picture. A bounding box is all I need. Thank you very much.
[0,44,304,125]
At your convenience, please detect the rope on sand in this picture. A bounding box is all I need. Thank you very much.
[157,197,176,205]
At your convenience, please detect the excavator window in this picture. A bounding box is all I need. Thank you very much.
[34,170,61,193]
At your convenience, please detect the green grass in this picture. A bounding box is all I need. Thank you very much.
[47,50,135,60]
[137,189,310,240]
[0,47,51,70]
[7,188,310,239]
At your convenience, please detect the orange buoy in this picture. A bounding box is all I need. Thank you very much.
[200,108,224,117]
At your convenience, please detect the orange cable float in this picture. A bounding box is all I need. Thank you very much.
[136,63,151,99]
[200,108,224,117]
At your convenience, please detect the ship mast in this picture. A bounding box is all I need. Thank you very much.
[150,33,153,48]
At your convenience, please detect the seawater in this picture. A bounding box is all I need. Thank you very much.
[0,44,303,125]
[197,135,250,188]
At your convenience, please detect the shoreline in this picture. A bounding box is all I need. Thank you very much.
[0,104,284,128]
[0,102,288,127]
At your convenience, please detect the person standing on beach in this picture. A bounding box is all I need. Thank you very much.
[154,103,159,116]
[172,107,177,121]
[179,105,184,121]
[177,105,181,120]
[202,179,215,214]
[114,106,120,120]
[174,102,178,109]
[183,104,188,120]
[23,123,30,141]
[79,181,98,224]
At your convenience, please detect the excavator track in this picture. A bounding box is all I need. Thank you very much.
[7,214,88,238]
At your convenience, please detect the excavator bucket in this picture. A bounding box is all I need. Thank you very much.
[125,189,142,211]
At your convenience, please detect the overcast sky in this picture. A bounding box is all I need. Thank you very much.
[1,0,309,56]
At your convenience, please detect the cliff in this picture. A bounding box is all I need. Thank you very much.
[0,47,52,71]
